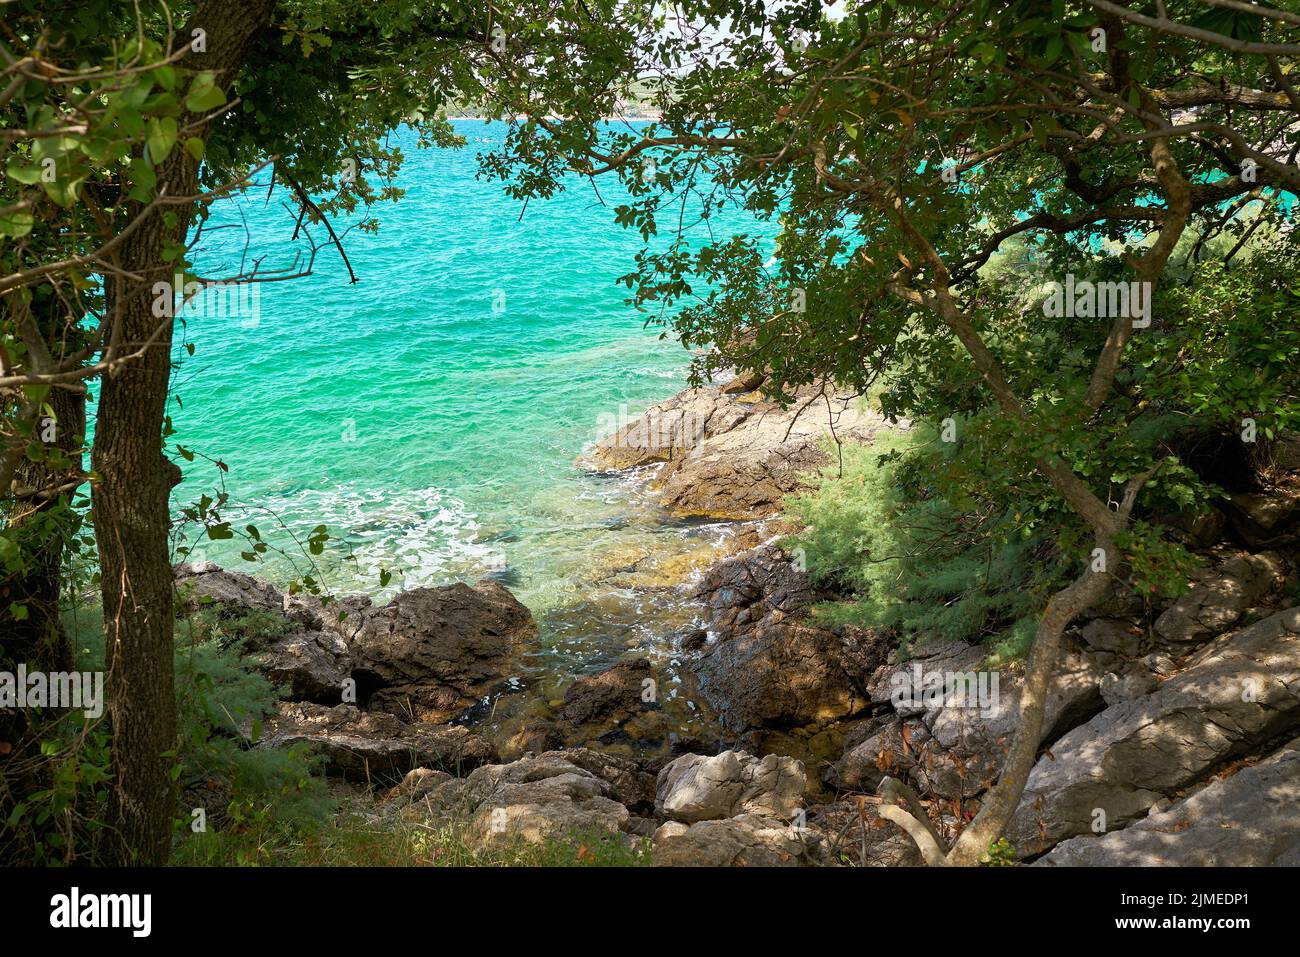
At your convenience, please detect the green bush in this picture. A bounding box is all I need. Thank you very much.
[1,604,329,865]
[786,430,1059,661]
[208,816,654,867]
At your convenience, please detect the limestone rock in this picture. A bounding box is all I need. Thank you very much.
[1006,607,1300,857]
[1037,739,1300,866]
[1224,489,1300,549]
[583,384,892,519]
[651,813,827,866]
[655,750,806,823]
[255,702,494,783]
[1153,551,1286,645]
[408,751,634,847]
[1077,618,1144,657]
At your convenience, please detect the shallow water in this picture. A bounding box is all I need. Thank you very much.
[173,120,775,690]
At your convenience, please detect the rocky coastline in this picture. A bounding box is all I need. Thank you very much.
[180,379,1300,866]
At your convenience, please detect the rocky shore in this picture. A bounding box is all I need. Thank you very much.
[182,380,1300,866]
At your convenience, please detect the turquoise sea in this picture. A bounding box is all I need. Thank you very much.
[172,120,773,680]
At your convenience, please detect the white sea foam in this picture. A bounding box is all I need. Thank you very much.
[191,483,500,597]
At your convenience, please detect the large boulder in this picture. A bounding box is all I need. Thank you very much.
[255,702,494,783]
[1223,487,1300,549]
[583,384,891,519]
[402,750,635,847]
[174,563,352,704]
[651,814,828,866]
[1153,551,1286,646]
[656,750,806,823]
[830,640,1104,800]
[1006,606,1300,857]
[347,581,536,722]
[689,545,889,732]
[175,565,538,717]
[1037,738,1300,866]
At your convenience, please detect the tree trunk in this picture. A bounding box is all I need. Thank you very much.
[943,548,1115,865]
[93,241,185,862]
[92,0,277,865]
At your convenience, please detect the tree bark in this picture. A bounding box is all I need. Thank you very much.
[92,0,277,866]
[942,546,1115,864]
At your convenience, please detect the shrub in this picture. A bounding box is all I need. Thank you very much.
[786,430,1060,661]
[1,603,329,865]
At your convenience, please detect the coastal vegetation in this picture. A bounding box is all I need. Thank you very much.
[2,0,1299,868]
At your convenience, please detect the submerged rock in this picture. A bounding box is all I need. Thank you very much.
[560,656,655,728]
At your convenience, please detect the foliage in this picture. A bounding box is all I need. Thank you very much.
[788,430,1058,661]
[0,604,328,864]
[980,836,1018,867]
[179,814,652,867]
[479,0,1300,586]
[170,608,329,829]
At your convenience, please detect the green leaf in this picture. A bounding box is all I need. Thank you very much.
[185,74,227,112]
[146,116,178,164]
[0,209,33,237]
[127,157,157,202]
[5,161,43,185]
